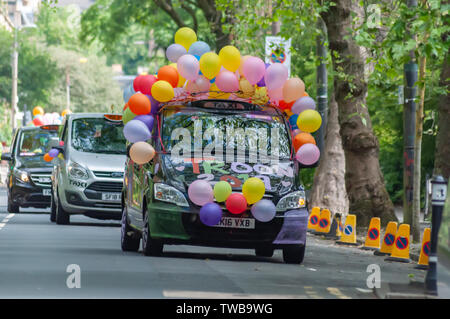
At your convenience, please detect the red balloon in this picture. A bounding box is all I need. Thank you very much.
[278,100,294,111]
[32,118,44,126]
[133,75,144,92]
[158,66,179,88]
[133,75,157,95]
[226,193,247,215]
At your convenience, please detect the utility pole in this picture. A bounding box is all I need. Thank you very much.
[403,0,418,227]
[11,0,21,131]
[65,66,70,110]
[316,18,328,153]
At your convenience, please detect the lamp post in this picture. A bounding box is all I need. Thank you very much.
[425,175,448,295]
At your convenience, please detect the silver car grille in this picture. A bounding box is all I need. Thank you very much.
[30,173,52,187]
[93,171,124,178]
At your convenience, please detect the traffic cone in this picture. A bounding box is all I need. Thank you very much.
[323,213,342,239]
[374,221,398,256]
[363,217,381,250]
[316,209,332,234]
[336,214,358,246]
[415,228,431,270]
[385,224,411,263]
[307,206,321,232]
[336,215,343,238]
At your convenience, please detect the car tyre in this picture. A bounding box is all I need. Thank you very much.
[7,200,19,214]
[55,191,70,225]
[141,211,163,256]
[121,206,140,252]
[282,245,305,264]
[255,245,274,257]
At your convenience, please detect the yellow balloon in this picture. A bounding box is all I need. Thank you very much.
[242,177,265,204]
[151,80,175,102]
[174,27,197,50]
[297,109,322,133]
[61,109,71,117]
[199,52,221,80]
[33,106,44,116]
[209,83,230,99]
[219,45,241,72]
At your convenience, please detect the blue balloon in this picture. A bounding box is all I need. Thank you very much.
[251,199,276,222]
[188,41,211,57]
[199,202,222,226]
[134,114,154,131]
[123,120,151,143]
[288,114,299,130]
[123,83,135,103]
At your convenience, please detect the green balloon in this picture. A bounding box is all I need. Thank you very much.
[214,181,232,202]
[123,107,136,124]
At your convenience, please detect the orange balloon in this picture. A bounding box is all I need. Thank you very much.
[303,91,309,97]
[293,132,316,152]
[158,65,179,88]
[282,78,305,103]
[128,93,151,115]
[43,153,53,162]
[123,103,129,111]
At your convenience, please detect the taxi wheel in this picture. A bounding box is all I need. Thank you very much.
[282,245,305,264]
[255,246,274,257]
[142,212,163,256]
[7,200,19,214]
[55,193,70,225]
[121,207,140,252]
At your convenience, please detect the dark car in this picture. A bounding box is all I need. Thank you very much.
[120,100,309,264]
[1,125,60,213]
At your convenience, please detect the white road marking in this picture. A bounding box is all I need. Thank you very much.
[0,213,15,230]
[162,290,307,299]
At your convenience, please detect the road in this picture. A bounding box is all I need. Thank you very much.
[0,187,437,299]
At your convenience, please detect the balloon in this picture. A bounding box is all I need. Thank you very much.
[219,45,241,72]
[129,141,155,165]
[267,87,283,102]
[174,27,197,50]
[253,86,268,104]
[123,84,135,103]
[148,95,161,115]
[238,78,255,96]
[123,120,151,143]
[264,63,288,90]
[151,80,174,102]
[188,180,214,206]
[297,109,322,133]
[134,114,154,131]
[256,63,270,87]
[158,65,179,88]
[282,77,305,103]
[226,193,247,214]
[242,56,265,85]
[32,118,43,126]
[43,153,53,162]
[123,103,129,111]
[199,202,223,226]
[128,93,151,115]
[137,75,158,95]
[48,148,59,158]
[188,41,211,57]
[209,83,230,99]
[166,43,187,63]
[133,75,145,92]
[33,106,44,116]
[251,199,276,222]
[293,132,316,152]
[278,100,294,111]
[199,52,221,80]
[169,63,187,87]
[61,109,71,117]
[215,70,239,93]
[242,177,265,204]
[213,181,232,202]
[177,54,200,81]
[288,114,299,130]
[123,107,136,124]
[292,96,316,114]
[195,75,211,92]
[238,55,250,77]
[296,143,320,165]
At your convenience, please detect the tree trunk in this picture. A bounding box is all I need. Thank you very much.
[321,0,397,226]
[434,46,450,179]
[196,0,231,49]
[311,94,349,216]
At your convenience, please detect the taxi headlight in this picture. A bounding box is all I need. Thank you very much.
[154,183,189,207]
[13,168,29,183]
[68,162,89,180]
[276,191,306,212]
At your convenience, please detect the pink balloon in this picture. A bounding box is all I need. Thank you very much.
[188,180,214,206]
[267,87,283,102]
[215,70,239,93]
[177,54,200,81]
[264,63,288,90]
[295,143,320,165]
[242,56,265,85]
[195,75,211,92]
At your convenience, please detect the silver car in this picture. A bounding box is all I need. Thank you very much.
[50,113,127,224]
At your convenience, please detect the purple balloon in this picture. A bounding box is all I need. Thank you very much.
[146,95,160,115]
[134,114,154,131]
[199,202,223,226]
[256,63,270,87]
[166,43,187,63]
[264,63,288,90]
[251,199,276,222]
[292,96,316,114]
[48,148,59,158]
[123,120,151,143]
[296,143,320,165]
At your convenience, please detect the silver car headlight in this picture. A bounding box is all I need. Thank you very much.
[13,168,29,183]
[68,162,89,180]
[154,183,189,207]
[276,191,306,212]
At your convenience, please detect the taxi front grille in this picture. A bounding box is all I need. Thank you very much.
[86,182,123,193]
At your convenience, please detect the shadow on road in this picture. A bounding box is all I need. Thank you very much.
[159,250,284,264]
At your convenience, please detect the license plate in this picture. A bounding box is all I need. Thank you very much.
[43,189,51,196]
[212,217,255,229]
[102,193,121,201]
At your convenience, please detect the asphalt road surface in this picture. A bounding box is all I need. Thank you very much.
[0,187,436,299]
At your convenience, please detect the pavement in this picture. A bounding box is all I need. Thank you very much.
[1,186,450,299]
